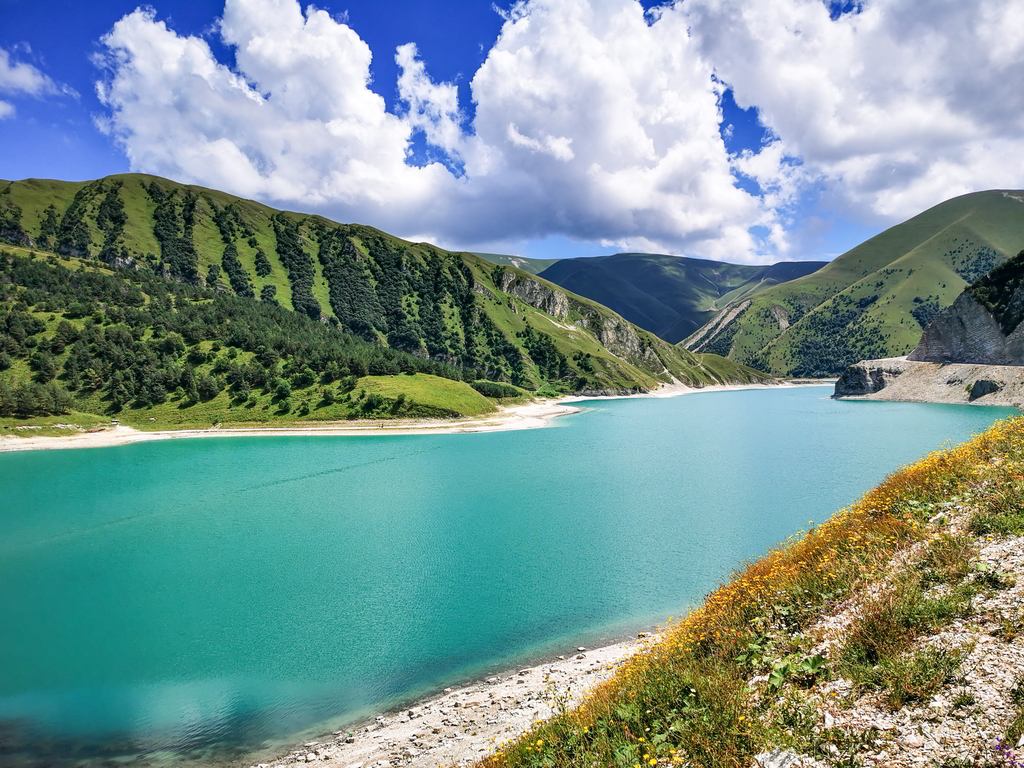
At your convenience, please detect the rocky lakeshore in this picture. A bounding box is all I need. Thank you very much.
[259,450,1024,768]
[409,419,1024,768]
[251,636,654,768]
[833,357,1024,407]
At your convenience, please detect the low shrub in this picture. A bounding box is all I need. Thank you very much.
[471,380,523,399]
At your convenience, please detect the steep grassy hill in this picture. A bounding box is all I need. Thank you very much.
[684,191,1024,376]
[0,175,768,429]
[533,253,825,343]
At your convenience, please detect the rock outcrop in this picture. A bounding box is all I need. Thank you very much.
[969,378,1002,401]
[769,305,790,331]
[908,292,1024,364]
[495,271,570,319]
[589,316,655,363]
[833,358,920,396]
[833,358,1024,407]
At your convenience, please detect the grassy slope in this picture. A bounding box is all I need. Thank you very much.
[357,374,497,417]
[535,253,825,343]
[485,416,1024,768]
[5,174,766,393]
[1,175,771,429]
[66,372,497,431]
[462,252,771,390]
[5,173,316,313]
[686,191,1024,376]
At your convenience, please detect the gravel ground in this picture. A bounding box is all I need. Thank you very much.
[755,502,1024,768]
[253,636,655,768]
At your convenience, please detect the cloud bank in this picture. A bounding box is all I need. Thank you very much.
[94,0,1024,262]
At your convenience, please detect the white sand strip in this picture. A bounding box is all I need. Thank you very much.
[0,381,831,453]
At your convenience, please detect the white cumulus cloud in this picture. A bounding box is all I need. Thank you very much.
[0,47,76,120]
[92,0,1024,262]
[396,42,464,160]
[683,0,1024,222]
[95,3,453,217]
[93,0,772,261]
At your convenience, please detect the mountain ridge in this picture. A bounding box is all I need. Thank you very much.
[482,251,826,343]
[0,173,770,429]
[682,190,1024,376]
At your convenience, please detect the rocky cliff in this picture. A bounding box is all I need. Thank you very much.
[585,315,661,365]
[494,270,570,319]
[910,248,1024,364]
[908,292,1024,364]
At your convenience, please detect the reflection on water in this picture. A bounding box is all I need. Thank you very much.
[0,389,1014,766]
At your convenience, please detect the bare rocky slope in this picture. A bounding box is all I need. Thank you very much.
[834,358,1024,406]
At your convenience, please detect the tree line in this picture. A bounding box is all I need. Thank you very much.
[0,251,472,415]
[0,178,586,394]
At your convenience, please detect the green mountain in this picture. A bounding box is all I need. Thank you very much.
[471,253,559,276]
[0,174,768,428]
[532,253,825,343]
[683,190,1024,377]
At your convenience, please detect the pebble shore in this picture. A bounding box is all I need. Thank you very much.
[253,636,654,768]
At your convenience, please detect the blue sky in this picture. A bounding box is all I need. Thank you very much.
[0,1,512,179]
[1,0,1019,264]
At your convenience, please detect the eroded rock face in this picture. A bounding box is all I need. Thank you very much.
[495,272,570,319]
[833,358,918,396]
[833,358,1024,405]
[770,305,790,331]
[909,292,1024,364]
[493,269,666,368]
[109,255,137,270]
[590,316,661,365]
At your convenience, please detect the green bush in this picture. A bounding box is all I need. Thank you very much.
[471,380,521,398]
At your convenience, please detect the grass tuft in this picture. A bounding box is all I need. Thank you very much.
[969,479,1024,536]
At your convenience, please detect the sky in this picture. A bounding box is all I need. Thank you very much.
[0,0,1021,264]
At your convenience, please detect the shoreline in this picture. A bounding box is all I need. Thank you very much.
[0,379,831,454]
[251,633,660,768]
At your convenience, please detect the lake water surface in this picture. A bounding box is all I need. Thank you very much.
[0,387,1015,766]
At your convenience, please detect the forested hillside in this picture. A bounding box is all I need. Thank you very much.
[0,175,767,428]
[683,190,1024,376]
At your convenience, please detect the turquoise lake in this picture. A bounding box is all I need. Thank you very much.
[0,387,1016,766]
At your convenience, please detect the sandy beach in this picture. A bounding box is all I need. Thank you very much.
[0,380,830,453]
